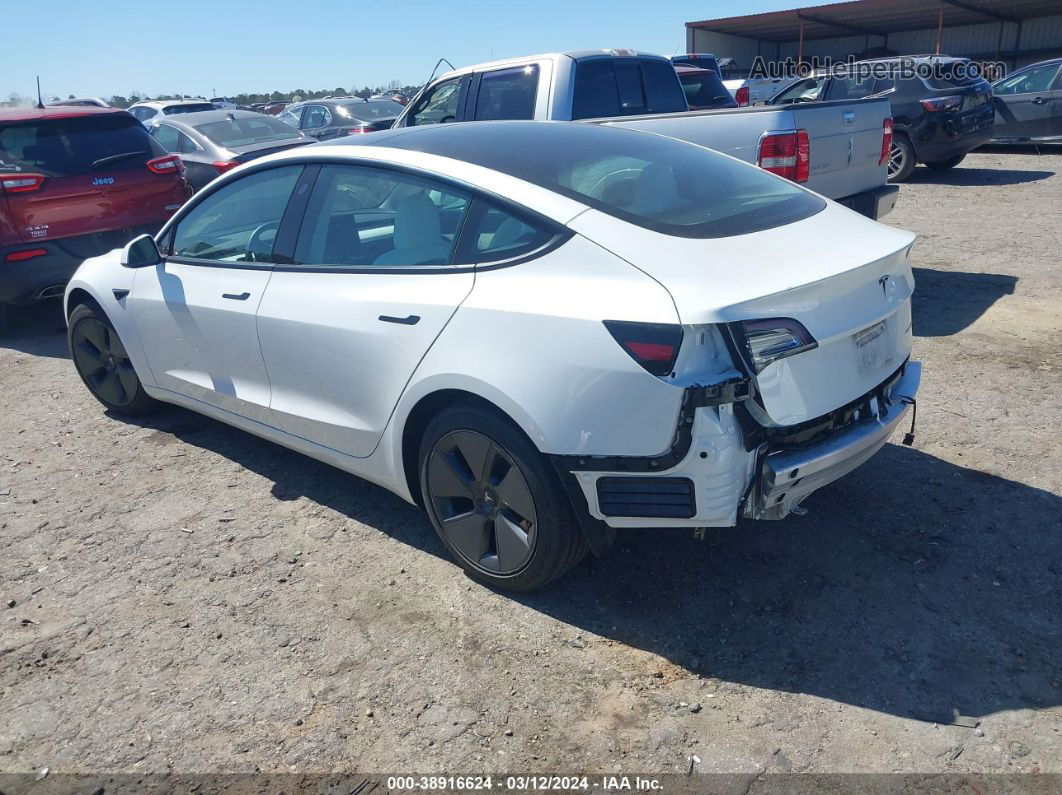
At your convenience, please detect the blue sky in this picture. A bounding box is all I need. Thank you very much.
[4,0,802,100]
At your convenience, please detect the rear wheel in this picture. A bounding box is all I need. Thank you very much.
[68,303,159,416]
[925,154,966,171]
[419,403,587,592]
[886,134,916,183]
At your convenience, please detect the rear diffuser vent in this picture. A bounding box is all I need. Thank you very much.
[596,477,696,519]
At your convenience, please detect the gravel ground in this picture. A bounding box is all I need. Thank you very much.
[1,150,1060,778]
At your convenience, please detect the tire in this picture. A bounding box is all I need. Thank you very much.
[68,302,160,416]
[418,403,588,592]
[886,134,916,183]
[925,154,966,171]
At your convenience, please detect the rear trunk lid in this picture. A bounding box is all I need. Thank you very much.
[0,112,186,244]
[569,201,916,426]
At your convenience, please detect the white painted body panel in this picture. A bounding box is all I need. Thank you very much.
[65,132,920,532]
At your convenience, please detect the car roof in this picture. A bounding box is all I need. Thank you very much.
[431,49,669,82]
[0,105,129,123]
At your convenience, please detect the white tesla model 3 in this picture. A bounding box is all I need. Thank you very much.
[65,121,921,591]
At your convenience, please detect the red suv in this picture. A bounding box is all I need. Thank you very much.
[0,107,190,314]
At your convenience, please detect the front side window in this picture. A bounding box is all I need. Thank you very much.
[994,64,1060,95]
[292,164,469,267]
[772,77,825,104]
[170,166,303,262]
[405,78,464,126]
[827,75,876,100]
[473,66,538,120]
[278,108,302,129]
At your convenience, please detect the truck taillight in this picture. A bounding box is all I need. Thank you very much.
[735,86,750,106]
[0,173,45,193]
[147,155,183,175]
[880,118,893,166]
[757,130,810,183]
[603,320,683,377]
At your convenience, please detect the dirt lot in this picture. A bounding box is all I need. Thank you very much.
[1,149,1060,779]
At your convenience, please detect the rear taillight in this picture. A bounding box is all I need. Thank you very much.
[347,126,372,135]
[880,118,893,166]
[739,318,817,373]
[213,160,239,174]
[0,173,45,193]
[4,248,48,262]
[920,95,962,112]
[735,86,750,106]
[147,155,184,175]
[603,320,683,377]
[757,130,810,183]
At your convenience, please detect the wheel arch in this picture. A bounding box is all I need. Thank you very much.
[399,387,542,507]
[65,286,102,319]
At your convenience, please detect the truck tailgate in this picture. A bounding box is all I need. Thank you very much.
[784,97,891,201]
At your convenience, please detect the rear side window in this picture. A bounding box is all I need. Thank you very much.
[171,166,303,262]
[572,59,687,119]
[0,114,165,177]
[453,200,555,264]
[473,66,539,120]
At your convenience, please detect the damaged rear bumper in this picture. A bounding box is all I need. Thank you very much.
[745,360,921,520]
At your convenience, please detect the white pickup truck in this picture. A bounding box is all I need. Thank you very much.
[392,49,899,220]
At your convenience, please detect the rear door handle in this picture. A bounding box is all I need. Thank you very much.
[223,292,251,301]
[379,314,420,325]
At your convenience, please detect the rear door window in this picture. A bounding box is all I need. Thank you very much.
[302,105,332,129]
[151,123,181,152]
[473,66,539,120]
[993,63,1061,95]
[0,113,166,177]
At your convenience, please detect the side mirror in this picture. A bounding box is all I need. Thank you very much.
[120,234,161,268]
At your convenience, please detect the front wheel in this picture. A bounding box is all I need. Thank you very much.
[418,403,587,592]
[925,154,966,171]
[886,135,917,183]
[68,303,160,416]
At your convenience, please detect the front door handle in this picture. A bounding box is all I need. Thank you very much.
[379,314,420,325]
[1031,97,1048,105]
[223,292,251,301]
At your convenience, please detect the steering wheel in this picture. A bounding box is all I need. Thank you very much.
[246,221,279,262]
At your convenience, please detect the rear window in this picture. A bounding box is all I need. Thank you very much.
[0,113,165,178]
[679,70,737,108]
[572,58,687,119]
[921,61,984,89]
[336,100,406,120]
[380,122,825,238]
[195,116,301,147]
[163,103,216,115]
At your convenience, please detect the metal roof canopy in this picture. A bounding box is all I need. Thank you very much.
[687,0,1062,43]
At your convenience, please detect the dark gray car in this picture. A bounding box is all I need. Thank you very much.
[991,58,1062,142]
[276,98,405,140]
[148,109,313,192]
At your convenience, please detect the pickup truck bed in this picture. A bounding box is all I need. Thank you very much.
[597,98,897,219]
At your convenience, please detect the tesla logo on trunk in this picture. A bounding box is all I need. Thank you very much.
[879,275,890,296]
